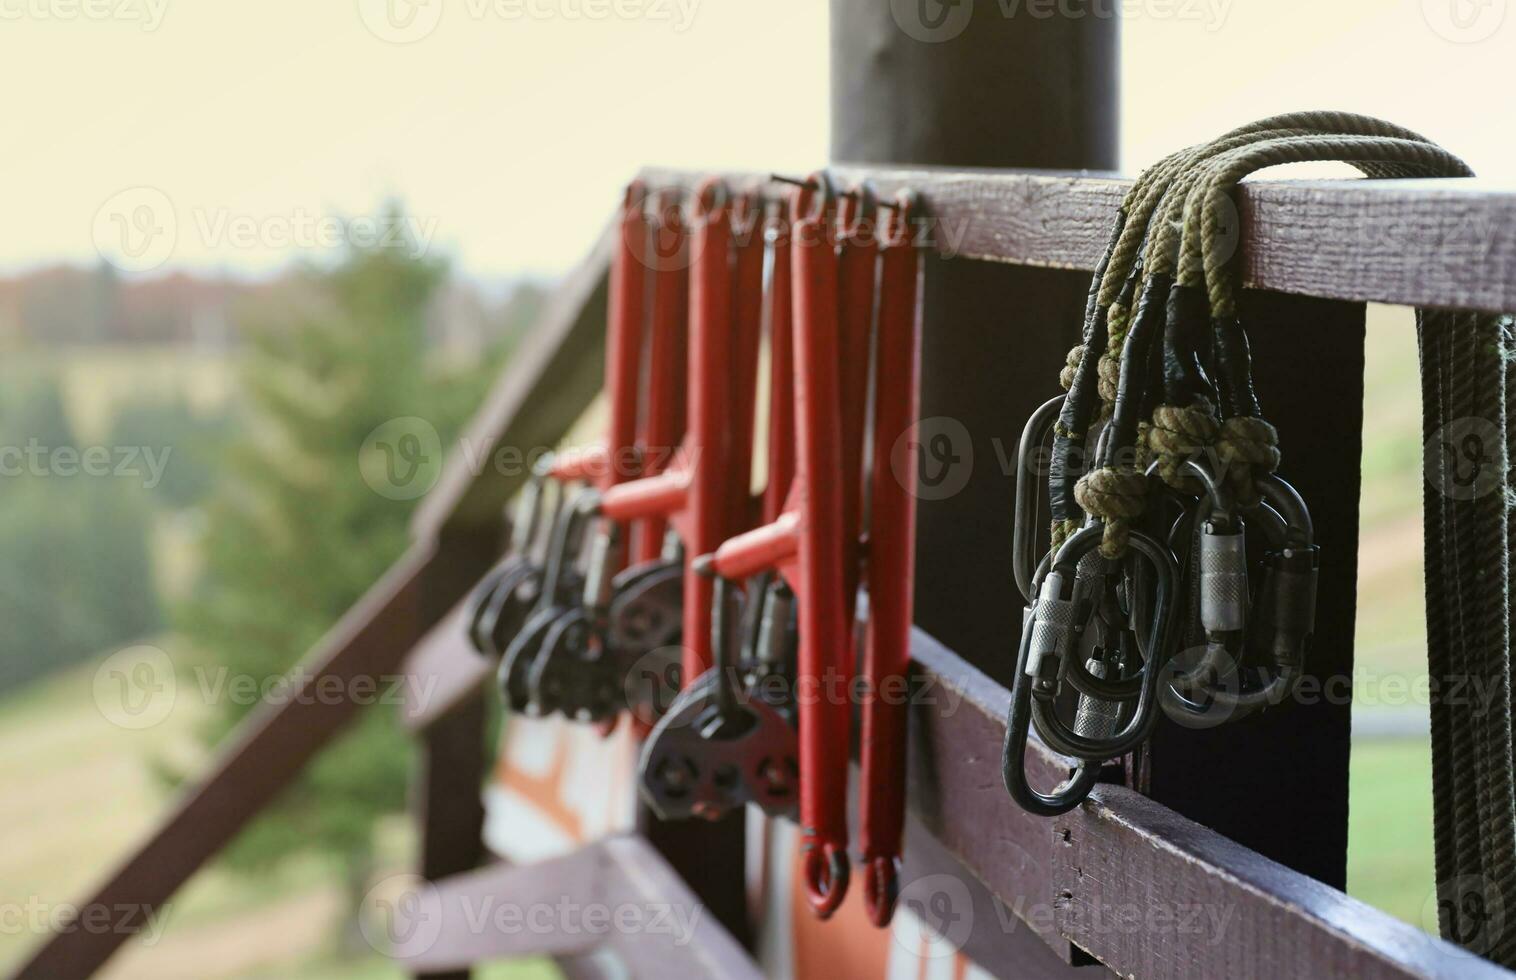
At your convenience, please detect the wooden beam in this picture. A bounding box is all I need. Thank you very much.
[640,166,1516,314]
[412,219,614,537]
[387,838,761,979]
[401,605,495,733]
[12,543,442,980]
[904,630,1513,980]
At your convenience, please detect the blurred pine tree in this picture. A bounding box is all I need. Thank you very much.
[176,205,504,926]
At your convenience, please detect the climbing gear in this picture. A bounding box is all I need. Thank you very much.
[657,177,923,928]
[466,465,551,658]
[634,188,690,564]
[476,178,704,724]
[678,171,854,919]
[1007,115,1455,816]
[498,486,597,712]
[639,562,800,821]
[856,190,924,927]
[586,178,767,724]
[1006,118,1516,969]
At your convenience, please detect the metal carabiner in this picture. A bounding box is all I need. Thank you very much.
[1160,470,1316,723]
[526,514,625,722]
[1153,462,1313,723]
[466,466,549,655]
[1014,393,1067,604]
[1025,523,1177,761]
[1003,549,1104,816]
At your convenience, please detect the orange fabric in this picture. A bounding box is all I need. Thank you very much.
[493,734,583,841]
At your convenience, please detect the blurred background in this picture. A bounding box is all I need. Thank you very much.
[0,1,1510,976]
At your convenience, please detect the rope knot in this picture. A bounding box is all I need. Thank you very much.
[1097,353,1121,405]
[1216,415,1280,502]
[1075,465,1148,558]
[1149,401,1220,491]
[1059,345,1085,391]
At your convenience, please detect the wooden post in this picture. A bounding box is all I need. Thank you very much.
[1139,291,1365,889]
[413,524,502,980]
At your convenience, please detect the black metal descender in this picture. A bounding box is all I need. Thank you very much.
[466,463,553,658]
[638,564,799,822]
[497,486,597,714]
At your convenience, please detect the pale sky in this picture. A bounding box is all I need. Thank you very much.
[0,0,1510,281]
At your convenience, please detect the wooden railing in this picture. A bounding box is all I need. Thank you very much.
[15,166,1516,979]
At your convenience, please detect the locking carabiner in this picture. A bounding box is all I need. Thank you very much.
[466,465,549,656]
[498,485,598,713]
[1002,545,1105,816]
[1014,393,1069,604]
[1159,468,1316,724]
[1026,524,1177,761]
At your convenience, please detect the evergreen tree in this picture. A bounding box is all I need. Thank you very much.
[177,208,499,921]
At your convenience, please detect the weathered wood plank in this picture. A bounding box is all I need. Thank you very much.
[641,166,1516,314]
[389,837,761,979]
[401,604,494,732]
[897,801,1102,975]
[906,630,1512,980]
[12,542,442,980]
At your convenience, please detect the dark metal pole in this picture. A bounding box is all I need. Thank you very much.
[830,0,1118,168]
[829,0,1118,682]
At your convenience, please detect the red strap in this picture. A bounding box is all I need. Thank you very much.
[858,193,923,928]
[636,191,690,564]
[790,174,852,919]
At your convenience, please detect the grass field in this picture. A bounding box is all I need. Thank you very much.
[1348,739,1437,928]
[0,661,554,980]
